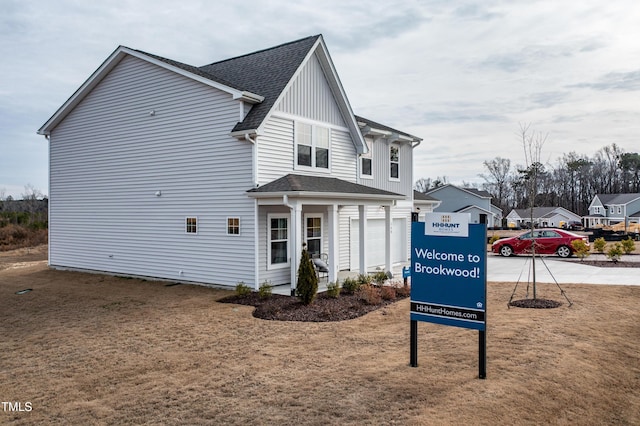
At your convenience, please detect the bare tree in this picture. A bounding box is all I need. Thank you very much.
[480,157,511,211]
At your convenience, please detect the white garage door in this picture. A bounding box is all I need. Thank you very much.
[350,218,406,270]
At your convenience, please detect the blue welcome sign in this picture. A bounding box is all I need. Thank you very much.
[410,214,487,330]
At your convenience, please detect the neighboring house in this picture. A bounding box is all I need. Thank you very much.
[506,207,582,229]
[413,190,441,221]
[37,35,422,293]
[584,193,640,227]
[425,185,502,227]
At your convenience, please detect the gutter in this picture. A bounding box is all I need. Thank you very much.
[244,133,258,187]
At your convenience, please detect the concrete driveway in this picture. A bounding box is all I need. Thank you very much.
[487,254,639,285]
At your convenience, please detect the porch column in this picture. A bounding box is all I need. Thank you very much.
[327,204,338,284]
[290,201,302,295]
[384,205,392,274]
[359,205,367,274]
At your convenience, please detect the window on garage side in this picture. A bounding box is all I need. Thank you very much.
[390,145,399,179]
[361,139,372,178]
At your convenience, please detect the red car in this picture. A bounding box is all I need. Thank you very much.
[492,229,589,258]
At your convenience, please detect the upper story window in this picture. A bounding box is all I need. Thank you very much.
[296,122,330,169]
[390,145,399,179]
[617,206,622,214]
[361,139,372,178]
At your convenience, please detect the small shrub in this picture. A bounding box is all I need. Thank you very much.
[593,237,606,253]
[621,237,636,255]
[371,271,388,285]
[357,273,372,286]
[341,277,360,294]
[235,281,251,297]
[357,284,382,305]
[571,239,590,261]
[395,285,411,297]
[380,286,396,300]
[258,281,273,299]
[326,282,340,298]
[489,235,501,245]
[606,243,623,263]
[296,249,318,305]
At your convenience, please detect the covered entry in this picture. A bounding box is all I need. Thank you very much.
[350,217,406,270]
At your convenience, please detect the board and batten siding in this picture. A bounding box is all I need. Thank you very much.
[359,137,413,199]
[275,52,346,128]
[49,55,256,286]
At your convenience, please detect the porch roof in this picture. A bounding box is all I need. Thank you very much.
[247,174,404,200]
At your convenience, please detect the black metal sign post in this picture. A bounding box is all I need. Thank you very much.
[409,214,487,379]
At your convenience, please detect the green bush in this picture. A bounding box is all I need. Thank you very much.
[571,239,590,261]
[258,281,273,299]
[235,282,251,297]
[296,248,318,305]
[326,282,341,298]
[621,237,636,255]
[593,237,606,253]
[371,271,388,285]
[357,273,372,286]
[606,243,623,263]
[341,277,360,294]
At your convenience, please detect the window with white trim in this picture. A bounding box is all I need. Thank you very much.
[593,207,600,214]
[296,122,330,169]
[227,217,240,235]
[361,139,372,178]
[390,145,399,179]
[268,215,289,268]
[617,206,622,214]
[186,217,197,234]
[305,215,322,258]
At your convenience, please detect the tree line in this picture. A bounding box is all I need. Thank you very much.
[0,185,48,228]
[416,143,640,216]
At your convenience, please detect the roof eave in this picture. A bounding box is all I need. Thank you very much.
[246,190,403,201]
[38,46,263,135]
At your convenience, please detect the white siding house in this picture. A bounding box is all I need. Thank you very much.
[38,35,423,293]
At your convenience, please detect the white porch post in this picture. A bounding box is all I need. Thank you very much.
[290,201,302,295]
[384,205,392,274]
[327,204,338,283]
[359,204,367,274]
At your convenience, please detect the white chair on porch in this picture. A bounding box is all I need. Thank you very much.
[311,253,329,280]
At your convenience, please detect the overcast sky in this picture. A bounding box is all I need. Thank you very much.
[2,0,639,198]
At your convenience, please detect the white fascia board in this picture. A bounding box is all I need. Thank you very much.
[38,46,263,135]
[230,129,259,139]
[247,191,403,202]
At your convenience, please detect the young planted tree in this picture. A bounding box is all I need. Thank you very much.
[296,246,318,305]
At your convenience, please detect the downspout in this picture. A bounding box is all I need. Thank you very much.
[244,133,258,187]
[244,133,259,289]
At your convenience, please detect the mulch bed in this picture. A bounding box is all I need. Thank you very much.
[219,290,409,322]
[509,298,563,309]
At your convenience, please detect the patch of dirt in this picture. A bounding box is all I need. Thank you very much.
[219,290,409,322]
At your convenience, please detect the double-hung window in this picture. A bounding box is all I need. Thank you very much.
[361,139,372,178]
[390,145,399,179]
[296,122,330,169]
[227,217,240,235]
[305,215,322,258]
[186,217,197,234]
[268,215,289,268]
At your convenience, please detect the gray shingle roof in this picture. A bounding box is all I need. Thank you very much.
[199,35,321,132]
[596,193,640,205]
[355,115,422,141]
[413,190,438,201]
[247,174,403,197]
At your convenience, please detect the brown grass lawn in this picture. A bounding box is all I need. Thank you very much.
[1,246,639,425]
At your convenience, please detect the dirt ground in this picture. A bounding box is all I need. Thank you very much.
[1,246,639,425]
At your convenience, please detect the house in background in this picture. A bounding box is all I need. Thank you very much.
[425,185,502,227]
[413,190,441,221]
[37,35,422,293]
[505,207,582,229]
[584,193,640,227]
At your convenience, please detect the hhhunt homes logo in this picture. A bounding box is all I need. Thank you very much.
[425,213,470,237]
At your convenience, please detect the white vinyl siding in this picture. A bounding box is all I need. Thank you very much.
[48,55,255,287]
[358,139,412,198]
